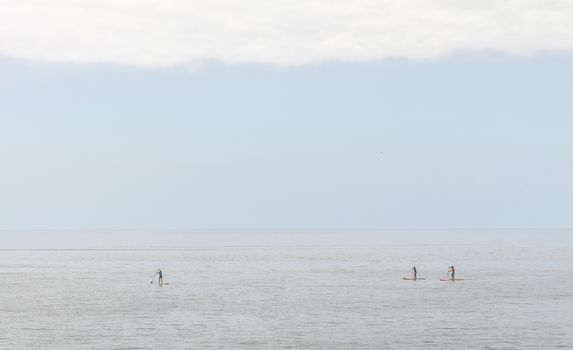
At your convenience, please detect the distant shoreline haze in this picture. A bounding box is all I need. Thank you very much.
[1,229,571,250]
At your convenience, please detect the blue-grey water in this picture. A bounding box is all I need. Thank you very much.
[1,230,572,349]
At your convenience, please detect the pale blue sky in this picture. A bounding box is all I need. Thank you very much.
[0,54,571,229]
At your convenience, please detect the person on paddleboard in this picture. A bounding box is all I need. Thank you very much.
[449,265,455,280]
[412,266,417,279]
[158,269,163,284]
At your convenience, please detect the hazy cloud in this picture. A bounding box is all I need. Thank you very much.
[1,0,572,67]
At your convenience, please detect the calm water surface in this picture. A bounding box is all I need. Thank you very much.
[1,230,572,349]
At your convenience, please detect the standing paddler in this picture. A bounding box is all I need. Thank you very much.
[448,265,455,280]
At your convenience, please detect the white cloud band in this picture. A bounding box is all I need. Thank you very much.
[1,0,572,67]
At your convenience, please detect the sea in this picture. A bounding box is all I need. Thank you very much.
[1,229,572,349]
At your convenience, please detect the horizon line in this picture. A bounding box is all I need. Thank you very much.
[1,227,572,233]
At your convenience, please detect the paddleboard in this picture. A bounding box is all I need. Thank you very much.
[440,278,464,281]
[402,277,425,280]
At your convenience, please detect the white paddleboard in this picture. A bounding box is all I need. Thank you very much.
[440,278,464,281]
[402,277,426,280]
